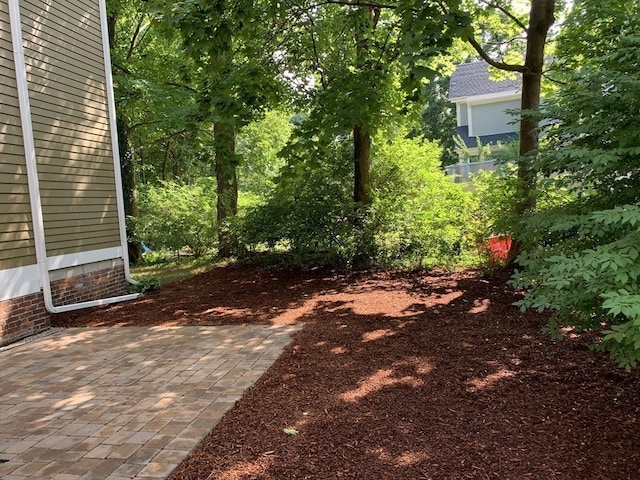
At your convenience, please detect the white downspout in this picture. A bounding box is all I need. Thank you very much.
[98,0,139,287]
[9,0,140,314]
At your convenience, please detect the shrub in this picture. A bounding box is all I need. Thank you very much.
[238,135,358,267]
[370,135,477,268]
[238,131,479,269]
[127,275,160,294]
[133,177,217,257]
[512,25,640,369]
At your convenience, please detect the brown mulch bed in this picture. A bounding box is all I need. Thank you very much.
[54,264,640,479]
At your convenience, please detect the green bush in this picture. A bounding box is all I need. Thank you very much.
[512,22,640,369]
[132,177,217,257]
[238,135,358,267]
[238,130,479,269]
[471,163,519,239]
[513,206,640,370]
[370,134,477,268]
[470,161,572,273]
[127,275,160,294]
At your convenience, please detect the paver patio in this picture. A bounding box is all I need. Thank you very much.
[0,325,300,479]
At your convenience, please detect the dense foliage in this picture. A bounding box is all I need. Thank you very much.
[238,131,476,268]
[106,0,640,370]
[134,178,217,257]
[513,0,640,369]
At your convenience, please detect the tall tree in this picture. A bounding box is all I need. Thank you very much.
[419,76,458,166]
[152,0,282,256]
[514,0,640,369]
[107,0,202,260]
[279,2,399,210]
[465,1,555,213]
[279,1,469,213]
[108,0,201,185]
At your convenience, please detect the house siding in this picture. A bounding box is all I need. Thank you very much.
[20,0,121,258]
[0,0,132,346]
[0,3,36,271]
[469,99,520,137]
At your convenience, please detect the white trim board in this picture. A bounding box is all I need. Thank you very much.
[0,265,40,302]
[452,90,521,107]
[47,246,124,271]
[0,246,124,301]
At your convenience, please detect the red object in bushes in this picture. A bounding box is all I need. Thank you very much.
[487,235,512,261]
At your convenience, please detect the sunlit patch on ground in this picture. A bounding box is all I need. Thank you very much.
[340,368,425,403]
[467,366,517,392]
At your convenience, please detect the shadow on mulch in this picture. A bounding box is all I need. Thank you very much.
[54,264,640,479]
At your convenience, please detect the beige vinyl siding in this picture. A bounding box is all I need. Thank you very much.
[0,2,37,270]
[20,0,121,257]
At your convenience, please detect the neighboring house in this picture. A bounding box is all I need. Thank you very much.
[1,0,138,345]
[446,61,521,180]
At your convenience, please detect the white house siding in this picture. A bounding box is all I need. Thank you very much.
[469,99,520,137]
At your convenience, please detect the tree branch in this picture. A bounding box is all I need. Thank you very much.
[134,129,190,151]
[542,72,566,85]
[113,62,132,75]
[126,15,145,61]
[313,0,396,10]
[467,35,526,73]
[130,120,163,130]
[165,82,197,92]
[307,14,328,89]
[479,0,528,32]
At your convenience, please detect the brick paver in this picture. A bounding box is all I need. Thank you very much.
[0,325,300,479]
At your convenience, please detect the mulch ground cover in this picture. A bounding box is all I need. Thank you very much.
[54,264,640,479]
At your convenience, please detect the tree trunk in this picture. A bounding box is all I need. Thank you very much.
[505,0,554,264]
[353,7,375,208]
[214,122,238,257]
[353,125,372,205]
[106,11,117,50]
[161,141,171,181]
[516,0,555,214]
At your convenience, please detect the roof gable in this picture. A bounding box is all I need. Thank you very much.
[449,61,521,99]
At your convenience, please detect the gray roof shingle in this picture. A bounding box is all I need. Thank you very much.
[449,61,521,99]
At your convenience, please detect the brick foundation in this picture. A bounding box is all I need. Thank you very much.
[0,262,128,346]
[50,264,127,307]
[0,291,51,347]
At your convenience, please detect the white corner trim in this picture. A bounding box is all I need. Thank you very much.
[456,103,465,127]
[9,0,47,294]
[0,265,40,302]
[47,246,124,271]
